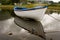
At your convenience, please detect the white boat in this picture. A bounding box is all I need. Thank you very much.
[14,6,48,21]
[14,6,48,40]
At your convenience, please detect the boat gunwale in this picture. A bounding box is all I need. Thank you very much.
[14,6,48,11]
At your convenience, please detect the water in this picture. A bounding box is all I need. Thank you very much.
[0,10,44,40]
[41,13,60,32]
[41,13,60,40]
[0,9,60,40]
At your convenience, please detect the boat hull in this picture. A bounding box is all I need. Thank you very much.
[14,8,47,21]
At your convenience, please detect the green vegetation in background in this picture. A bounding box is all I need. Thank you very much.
[0,0,20,5]
[0,0,60,11]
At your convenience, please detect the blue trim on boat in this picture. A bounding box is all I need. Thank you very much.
[14,6,48,11]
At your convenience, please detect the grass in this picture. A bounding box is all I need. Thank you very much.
[0,4,47,10]
[0,5,14,10]
[0,4,60,11]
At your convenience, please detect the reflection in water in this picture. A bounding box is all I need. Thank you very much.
[0,9,16,20]
[0,10,11,20]
[46,9,60,15]
[0,9,44,40]
[41,13,60,32]
[0,8,1,11]
[0,9,60,40]
[0,34,21,40]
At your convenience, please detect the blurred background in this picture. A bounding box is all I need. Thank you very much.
[0,0,60,40]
